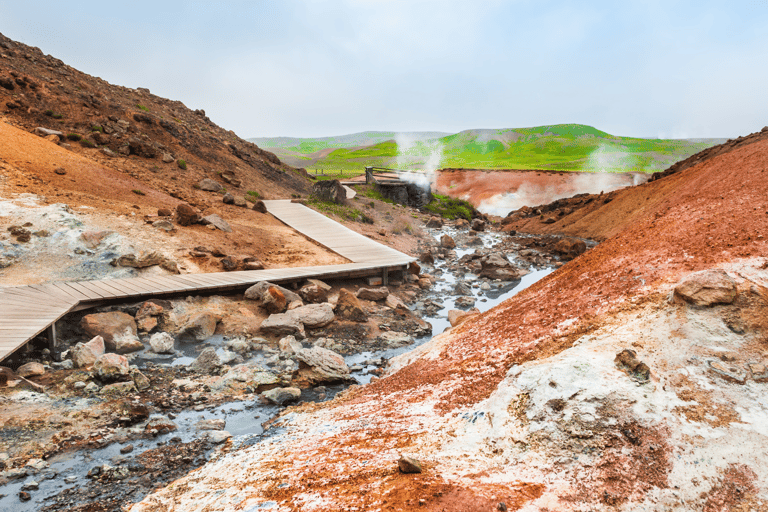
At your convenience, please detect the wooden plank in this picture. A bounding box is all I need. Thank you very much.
[73,281,111,299]
[104,278,155,296]
[84,280,129,298]
[65,281,107,301]
[26,284,79,305]
[0,287,69,305]
[49,282,91,302]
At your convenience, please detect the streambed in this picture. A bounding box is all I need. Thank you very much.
[0,226,558,511]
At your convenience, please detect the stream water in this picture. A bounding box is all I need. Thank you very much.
[0,227,554,510]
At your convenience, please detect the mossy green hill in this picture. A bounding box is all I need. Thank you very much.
[249,124,725,174]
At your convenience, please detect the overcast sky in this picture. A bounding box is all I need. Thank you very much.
[1,1,767,139]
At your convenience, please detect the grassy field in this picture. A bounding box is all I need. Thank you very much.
[251,124,724,174]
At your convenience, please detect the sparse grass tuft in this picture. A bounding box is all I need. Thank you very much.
[245,190,261,202]
[177,159,187,170]
[80,139,95,148]
[91,125,103,132]
[423,194,474,221]
[66,133,81,141]
[307,197,374,224]
[136,104,149,112]
[132,189,145,196]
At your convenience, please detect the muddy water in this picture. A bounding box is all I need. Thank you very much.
[435,169,642,216]
[0,227,553,510]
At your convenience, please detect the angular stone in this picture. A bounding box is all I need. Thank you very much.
[260,312,305,338]
[80,312,138,352]
[279,335,303,354]
[478,253,527,281]
[189,347,221,375]
[200,214,231,232]
[93,353,129,383]
[252,199,268,213]
[748,363,768,383]
[261,387,301,405]
[552,238,587,259]
[198,178,223,192]
[295,346,352,385]
[114,251,164,268]
[385,294,407,310]
[312,180,346,204]
[448,308,480,327]
[398,456,423,474]
[471,219,486,231]
[181,312,219,342]
[101,381,137,397]
[233,196,247,207]
[674,269,738,306]
[357,287,389,301]
[149,332,175,353]
[708,359,747,384]
[222,192,235,204]
[195,418,226,431]
[290,303,335,329]
[245,282,302,305]
[454,296,476,309]
[202,430,231,444]
[262,286,288,314]
[145,416,178,435]
[16,362,45,378]
[440,234,456,249]
[335,288,367,322]
[175,203,201,226]
[425,216,443,228]
[131,369,150,391]
[71,336,104,368]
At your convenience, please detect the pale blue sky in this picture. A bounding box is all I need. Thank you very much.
[1,1,766,138]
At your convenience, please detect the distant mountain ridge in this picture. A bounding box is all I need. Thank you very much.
[249,124,726,173]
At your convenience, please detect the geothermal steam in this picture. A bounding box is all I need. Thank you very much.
[395,133,443,189]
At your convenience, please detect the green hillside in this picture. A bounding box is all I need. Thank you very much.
[250,124,724,173]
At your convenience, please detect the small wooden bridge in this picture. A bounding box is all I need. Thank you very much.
[0,200,414,362]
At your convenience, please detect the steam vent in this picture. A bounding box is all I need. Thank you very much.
[365,166,433,207]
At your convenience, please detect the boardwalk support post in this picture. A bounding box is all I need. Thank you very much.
[382,268,389,285]
[47,322,57,351]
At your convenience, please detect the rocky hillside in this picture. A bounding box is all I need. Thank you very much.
[0,32,311,204]
[134,130,768,510]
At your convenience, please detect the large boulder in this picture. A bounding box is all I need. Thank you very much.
[260,312,305,338]
[312,180,346,204]
[181,312,219,342]
[189,347,221,375]
[93,353,130,382]
[252,200,268,213]
[113,251,165,269]
[80,312,142,353]
[262,286,288,314]
[673,269,738,306]
[290,303,335,329]
[16,362,45,378]
[295,347,353,385]
[335,288,368,322]
[356,287,389,301]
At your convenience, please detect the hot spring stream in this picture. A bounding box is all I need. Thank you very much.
[0,227,554,511]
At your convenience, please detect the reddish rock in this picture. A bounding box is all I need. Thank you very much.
[335,288,368,322]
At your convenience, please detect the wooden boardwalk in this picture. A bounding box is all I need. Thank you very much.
[0,200,414,362]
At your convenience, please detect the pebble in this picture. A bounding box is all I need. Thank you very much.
[21,481,38,491]
[64,476,77,484]
[120,444,134,454]
[18,491,31,501]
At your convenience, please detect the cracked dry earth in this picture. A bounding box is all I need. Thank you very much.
[130,137,768,511]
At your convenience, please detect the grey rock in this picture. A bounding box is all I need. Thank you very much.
[181,312,218,342]
[398,456,422,473]
[260,312,305,338]
[356,287,389,301]
[149,332,175,353]
[290,303,335,329]
[200,214,231,232]
[261,387,301,405]
[189,347,221,375]
[674,269,738,306]
[198,178,223,192]
[295,346,352,384]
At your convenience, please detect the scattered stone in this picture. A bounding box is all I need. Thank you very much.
[357,287,389,301]
[419,251,435,265]
[233,196,247,207]
[398,455,423,474]
[379,331,414,347]
[34,127,63,138]
[299,279,331,303]
[162,153,174,163]
[84,382,100,393]
[175,203,201,226]
[190,347,221,375]
[252,199,268,213]
[101,381,137,396]
[749,363,768,383]
[71,337,103,368]
[145,415,178,435]
[113,251,164,268]
[425,216,443,228]
[200,214,232,232]
[471,219,486,231]
[262,387,302,405]
[80,312,140,353]
[673,269,738,306]
[335,288,368,322]
[54,167,66,175]
[222,192,235,204]
[385,294,407,310]
[93,353,130,382]
[149,332,175,353]
[454,296,476,309]
[478,253,527,281]
[552,238,587,259]
[279,335,303,354]
[440,234,456,249]
[260,312,305,338]
[448,308,480,327]
[131,369,151,390]
[295,346,352,385]
[16,362,45,378]
[202,430,231,444]
[262,285,288,314]
[19,491,31,501]
[198,178,223,192]
[120,444,134,454]
[614,349,650,382]
[245,281,302,305]
[708,359,747,384]
[152,219,175,231]
[291,303,335,328]
[181,312,219,342]
[243,259,266,270]
[195,418,226,431]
